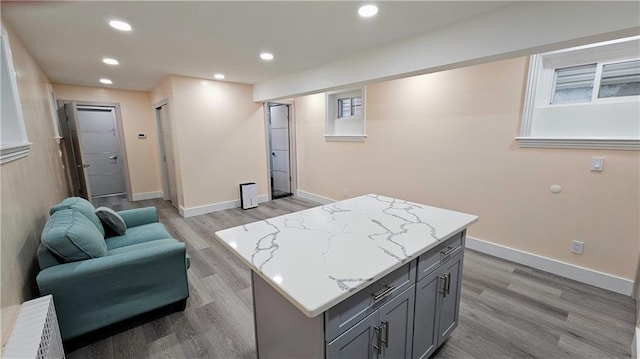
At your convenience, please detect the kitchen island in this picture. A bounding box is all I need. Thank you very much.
[215,194,478,359]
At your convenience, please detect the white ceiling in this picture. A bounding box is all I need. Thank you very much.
[1,1,512,91]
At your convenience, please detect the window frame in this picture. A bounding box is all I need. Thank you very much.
[518,36,640,150]
[1,25,31,164]
[325,87,367,142]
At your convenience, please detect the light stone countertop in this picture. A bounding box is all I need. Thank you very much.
[214,194,478,317]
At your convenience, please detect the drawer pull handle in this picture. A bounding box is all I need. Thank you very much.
[372,285,395,301]
[441,246,457,256]
[445,273,451,295]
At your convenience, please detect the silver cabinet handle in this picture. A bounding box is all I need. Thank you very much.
[441,246,457,256]
[373,325,381,357]
[381,320,389,348]
[372,284,395,301]
[439,275,447,296]
[109,155,118,160]
[446,273,451,295]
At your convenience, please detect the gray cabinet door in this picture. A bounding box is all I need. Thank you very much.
[412,269,441,359]
[379,285,415,359]
[327,312,379,359]
[437,252,464,342]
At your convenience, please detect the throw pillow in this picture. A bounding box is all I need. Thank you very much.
[95,207,127,235]
[41,209,107,262]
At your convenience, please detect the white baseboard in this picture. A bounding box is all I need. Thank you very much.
[296,190,336,204]
[131,191,163,201]
[179,194,269,218]
[466,236,634,296]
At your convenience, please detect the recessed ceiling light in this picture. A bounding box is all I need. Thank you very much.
[260,52,274,61]
[102,58,119,65]
[99,78,113,85]
[109,20,132,31]
[358,5,378,17]
[214,73,225,80]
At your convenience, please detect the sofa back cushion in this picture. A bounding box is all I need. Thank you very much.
[41,209,107,262]
[50,197,105,237]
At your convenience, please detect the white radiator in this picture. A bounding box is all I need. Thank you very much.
[2,295,65,359]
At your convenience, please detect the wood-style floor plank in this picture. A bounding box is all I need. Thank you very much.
[66,195,636,359]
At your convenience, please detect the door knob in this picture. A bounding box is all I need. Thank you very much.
[109,155,118,160]
[271,152,275,156]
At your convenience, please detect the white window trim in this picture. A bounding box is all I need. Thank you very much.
[1,26,31,164]
[324,135,368,142]
[325,87,367,141]
[518,37,640,151]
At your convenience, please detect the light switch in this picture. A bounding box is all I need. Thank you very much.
[591,157,605,172]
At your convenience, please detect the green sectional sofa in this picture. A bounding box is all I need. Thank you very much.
[36,197,190,341]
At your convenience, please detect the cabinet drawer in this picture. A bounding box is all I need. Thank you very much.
[325,260,416,342]
[416,231,465,282]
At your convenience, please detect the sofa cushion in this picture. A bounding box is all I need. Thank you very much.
[50,197,105,237]
[41,209,107,262]
[96,207,127,235]
[37,243,63,270]
[105,222,172,250]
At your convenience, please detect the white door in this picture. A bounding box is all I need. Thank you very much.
[156,103,178,208]
[269,104,291,198]
[76,106,126,197]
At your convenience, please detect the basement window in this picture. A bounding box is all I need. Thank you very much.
[325,87,366,141]
[1,26,30,164]
[518,36,640,150]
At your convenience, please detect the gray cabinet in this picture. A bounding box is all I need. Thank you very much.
[327,312,379,359]
[412,252,464,359]
[378,286,415,359]
[437,253,463,342]
[328,285,416,359]
[326,261,416,342]
[412,269,440,359]
[254,231,467,359]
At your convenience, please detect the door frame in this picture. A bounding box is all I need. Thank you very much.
[263,101,297,201]
[153,99,176,205]
[59,100,132,201]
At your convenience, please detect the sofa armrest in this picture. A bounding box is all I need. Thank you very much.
[36,239,189,340]
[117,206,158,227]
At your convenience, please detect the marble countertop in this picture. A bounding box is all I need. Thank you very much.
[214,194,478,317]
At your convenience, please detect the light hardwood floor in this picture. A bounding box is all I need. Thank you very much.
[67,196,636,359]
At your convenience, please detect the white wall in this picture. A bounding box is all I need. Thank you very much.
[1,22,68,346]
[152,76,269,214]
[294,57,640,283]
[255,1,640,101]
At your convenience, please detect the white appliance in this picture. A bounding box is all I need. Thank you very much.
[2,295,65,359]
[240,182,258,210]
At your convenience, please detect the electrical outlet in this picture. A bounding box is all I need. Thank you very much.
[342,189,348,198]
[571,240,584,255]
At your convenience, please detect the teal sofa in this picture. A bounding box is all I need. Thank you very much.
[36,197,190,341]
